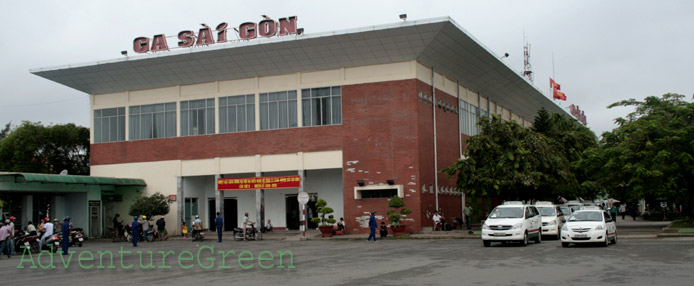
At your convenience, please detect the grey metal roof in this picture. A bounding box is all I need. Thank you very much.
[31,17,567,119]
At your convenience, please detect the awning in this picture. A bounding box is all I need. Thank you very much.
[0,172,146,186]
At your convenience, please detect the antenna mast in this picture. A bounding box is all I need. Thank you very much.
[522,39,533,83]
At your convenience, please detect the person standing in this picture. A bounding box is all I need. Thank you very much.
[367,211,378,242]
[620,204,627,220]
[113,214,123,242]
[432,211,442,231]
[610,205,618,221]
[464,202,473,230]
[61,217,71,255]
[131,216,140,247]
[0,221,11,258]
[8,217,16,256]
[215,212,223,242]
[156,216,167,241]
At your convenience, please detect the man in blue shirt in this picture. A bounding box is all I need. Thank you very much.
[215,212,223,243]
[131,216,140,247]
[62,217,71,255]
[367,211,378,242]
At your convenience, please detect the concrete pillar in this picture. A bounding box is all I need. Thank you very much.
[215,174,223,231]
[255,155,264,229]
[177,176,183,235]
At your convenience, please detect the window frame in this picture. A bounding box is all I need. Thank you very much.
[354,185,404,199]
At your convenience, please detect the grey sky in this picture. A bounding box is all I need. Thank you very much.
[1,0,692,136]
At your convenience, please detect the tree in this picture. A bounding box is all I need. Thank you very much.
[0,121,89,175]
[0,122,10,140]
[443,114,573,201]
[387,195,412,226]
[310,198,336,226]
[128,193,171,219]
[581,93,694,217]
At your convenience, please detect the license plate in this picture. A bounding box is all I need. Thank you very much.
[78,238,84,241]
[24,242,29,246]
[494,232,505,236]
[574,234,587,238]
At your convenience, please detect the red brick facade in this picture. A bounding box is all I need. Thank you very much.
[91,78,469,234]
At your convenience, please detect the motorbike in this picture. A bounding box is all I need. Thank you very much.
[41,234,60,253]
[69,228,86,247]
[15,230,40,254]
[144,229,155,242]
[233,223,262,241]
[124,224,145,242]
[192,229,204,242]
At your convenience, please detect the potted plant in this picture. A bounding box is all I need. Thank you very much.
[310,198,336,237]
[387,195,412,236]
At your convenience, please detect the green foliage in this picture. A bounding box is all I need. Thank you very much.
[128,192,171,219]
[443,112,597,201]
[310,198,336,226]
[0,121,90,175]
[387,196,412,226]
[0,122,10,140]
[581,93,694,215]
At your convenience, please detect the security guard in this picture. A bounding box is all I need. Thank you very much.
[131,216,140,247]
[62,216,71,255]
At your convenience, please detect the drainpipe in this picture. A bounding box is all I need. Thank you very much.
[458,83,464,221]
[432,67,439,211]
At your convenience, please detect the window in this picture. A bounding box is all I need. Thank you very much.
[219,94,255,133]
[129,102,176,140]
[459,100,470,135]
[354,185,404,199]
[360,189,398,199]
[259,90,297,130]
[302,86,342,127]
[94,107,125,143]
[470,104,479,136]
[181,99,215,136]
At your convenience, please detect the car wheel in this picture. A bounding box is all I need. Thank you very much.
[562,242,569,248]
[535,230,542,243]
[483,240,491,247]
[521,232,528,246]
[602,232,609,247]
[611,233,617,245]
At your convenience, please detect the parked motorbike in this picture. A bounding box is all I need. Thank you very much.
[42,234,60,253]
[192,229,204,242]
[15,231,40,254]
[144,229,155,242]
[69,228,86,247]
[233,224,262,241]
[124,224,144,242]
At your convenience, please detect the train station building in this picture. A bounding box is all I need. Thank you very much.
[32,16,568,235]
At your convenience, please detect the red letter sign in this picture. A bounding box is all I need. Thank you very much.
[216,22,228,43]
[151,34,169,52]
[258,20,277,37]
[239,22,257,40]
[196,27,215,45]
[178,30,195,47]
[133,37,150,53]
[278,16,298,36]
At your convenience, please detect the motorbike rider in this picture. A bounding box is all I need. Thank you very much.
[8,217,16,256]
[242,213,255,241]
[26,221,37,236]
[192,215,202,240]
[39,218,53,249]
[112,214,123,242]
[141,215,150,234]
[61,216,71,255]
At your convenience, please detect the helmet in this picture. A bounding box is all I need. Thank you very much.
[64,216,71,221]
[134,216,138,220]
[142,215,147,219]
[195,215,199,219]
[245,212,249,216]
[44,217,50,222]
[9,216,15,221]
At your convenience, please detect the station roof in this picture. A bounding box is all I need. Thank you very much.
[31,17,567,120]
[0,172,146,186]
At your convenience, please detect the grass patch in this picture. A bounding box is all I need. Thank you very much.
[669,219,694,228]
[678,228,694,233]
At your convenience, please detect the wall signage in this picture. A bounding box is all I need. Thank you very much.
[218,175,301,191]
[133,16,298,54]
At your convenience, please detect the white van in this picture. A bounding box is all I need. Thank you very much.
[482,204,542,247]
[534,202,565,238]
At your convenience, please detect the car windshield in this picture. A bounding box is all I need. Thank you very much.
[488,207,523,219]
[560,207,572,215]
[537,207,556,217]
[568,212,603,222]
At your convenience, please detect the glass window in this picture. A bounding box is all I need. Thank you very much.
[129,102,176,140]
[259,90,298,130]
[180,98,215,136]
[470,105,479,136]
[360,188,398,199]
[459,100,470,135]
[94,107,125,143]
[301,86,342,127]
[219,94,255,133]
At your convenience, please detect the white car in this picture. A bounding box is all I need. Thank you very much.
[482,204,542,247]
[535,204,565,238]
[561,210,617,247]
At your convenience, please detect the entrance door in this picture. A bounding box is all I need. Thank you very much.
[208,199,216,231]
[184,198,198,230]
[89,201,101,238]
[286,195,299,230]
[224,199,237,231]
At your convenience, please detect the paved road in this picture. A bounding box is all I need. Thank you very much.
[1,237,692,285]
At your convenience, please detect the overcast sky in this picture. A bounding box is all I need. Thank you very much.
[1,0,692,136]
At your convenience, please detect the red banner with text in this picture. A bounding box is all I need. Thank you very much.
[217,175,301,191]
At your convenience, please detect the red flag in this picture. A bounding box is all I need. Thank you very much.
[553,88,567,101]
[550,78,561,90]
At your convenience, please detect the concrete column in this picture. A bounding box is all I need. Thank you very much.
[177,176,183,235]
[215,174,223,231]
[255,155,264,229]
[22,195,33,226]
